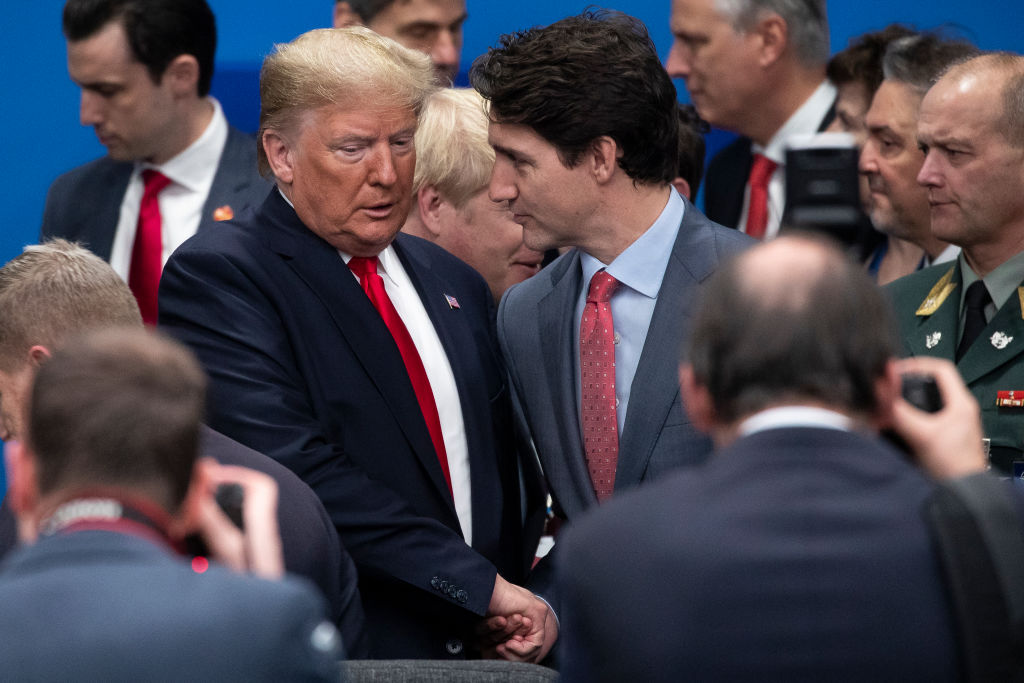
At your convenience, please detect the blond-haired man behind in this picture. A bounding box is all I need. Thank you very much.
[402,88,543,302]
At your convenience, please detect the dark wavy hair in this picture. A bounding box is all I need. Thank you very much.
[63,0,217,96]
[470,9,678,185]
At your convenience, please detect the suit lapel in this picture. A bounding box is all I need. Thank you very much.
[959,283,1024,385]
[261,195,455,511]
[617,205,713,488]
[537,253,599,508]
[198,127,263,231]
[86,162,133,260]
[904,265,960,362]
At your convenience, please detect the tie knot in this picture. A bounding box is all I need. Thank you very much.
[964,280,991,311]
[348,255,379,280]
[587,270,619,303]
[749,154,778,187]
[141,169,171,196]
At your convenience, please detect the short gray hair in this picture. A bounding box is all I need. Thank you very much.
[715,0,829,67]
[882,32,978,95]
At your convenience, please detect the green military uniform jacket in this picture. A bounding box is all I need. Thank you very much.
[886,262,1024,473]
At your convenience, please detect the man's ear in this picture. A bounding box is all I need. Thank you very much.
[873,359,902,431]
[416,186,445,239]
[5,441,40,543]
[588,136,620,184]
[671,177,693,201]
[162,54,201,98]
[262,130,295,185]
[679,363,716,435]
[333,1,365,28]
[754,14,788,68]
[27,345,51,368]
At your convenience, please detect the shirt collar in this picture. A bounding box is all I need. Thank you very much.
[579,188,684,299]
[337,243,401,288]
[959,249,1024,313]
[738,406,854,437]
[754,80,837,163]
[139,97,227,192]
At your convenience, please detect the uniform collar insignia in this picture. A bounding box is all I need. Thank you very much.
[916,266,957,317]
[925,331,942,349]
[991,331,1013,349]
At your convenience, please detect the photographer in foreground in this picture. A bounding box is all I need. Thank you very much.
[557,235,1019,682]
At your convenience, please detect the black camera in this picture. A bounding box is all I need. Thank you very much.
[901,373,943,413]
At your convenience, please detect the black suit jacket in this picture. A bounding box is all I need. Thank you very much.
[558,427,960,682]
[0,425,366,657]
[159,190,534,658]
[39,125,270,258]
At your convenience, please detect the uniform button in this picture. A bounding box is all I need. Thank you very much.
[445,638,464,656]
[613,332,621,345]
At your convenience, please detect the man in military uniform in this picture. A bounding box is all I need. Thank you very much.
[886,52,1024,474]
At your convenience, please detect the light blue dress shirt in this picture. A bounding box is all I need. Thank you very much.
[574,188,685,436]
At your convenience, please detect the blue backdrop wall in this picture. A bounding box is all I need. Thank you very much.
[2,1,1019,265]
[0,2,1019,491]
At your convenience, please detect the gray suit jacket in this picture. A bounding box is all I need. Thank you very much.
[497,198,751,602]
[0,528,341,681]
[39,125,270,257]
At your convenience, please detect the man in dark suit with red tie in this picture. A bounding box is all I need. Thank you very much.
[666,0,834,239]
[40,0,270,323]
[158,27,547,660]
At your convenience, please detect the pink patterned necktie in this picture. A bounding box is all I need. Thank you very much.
[580,270,620,502]
[745,153,777,240]
[129,169,171,325]
[347,255,453,497]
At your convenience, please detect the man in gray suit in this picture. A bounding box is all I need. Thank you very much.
[0,327,342,680]
[470,10,751,658]
[40,0,269,323]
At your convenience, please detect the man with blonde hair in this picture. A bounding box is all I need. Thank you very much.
[0,239,366,657]
[160,28,546,659]
[402,88,543,302]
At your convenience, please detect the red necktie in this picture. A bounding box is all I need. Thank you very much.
[745,154,778,240]
[129,169,172,325]
[348,256,453,497]
[580,270,620,503]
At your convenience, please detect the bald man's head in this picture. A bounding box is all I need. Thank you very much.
[686,235,899,423]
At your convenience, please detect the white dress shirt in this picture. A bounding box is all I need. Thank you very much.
[344,245,474,546]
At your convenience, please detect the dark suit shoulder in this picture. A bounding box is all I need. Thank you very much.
[0,532,341,680]
[45,156,131,196]
[703,137,752,228]
[40,156,132,247]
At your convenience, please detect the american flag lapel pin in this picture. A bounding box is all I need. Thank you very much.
[445,293,460,309]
